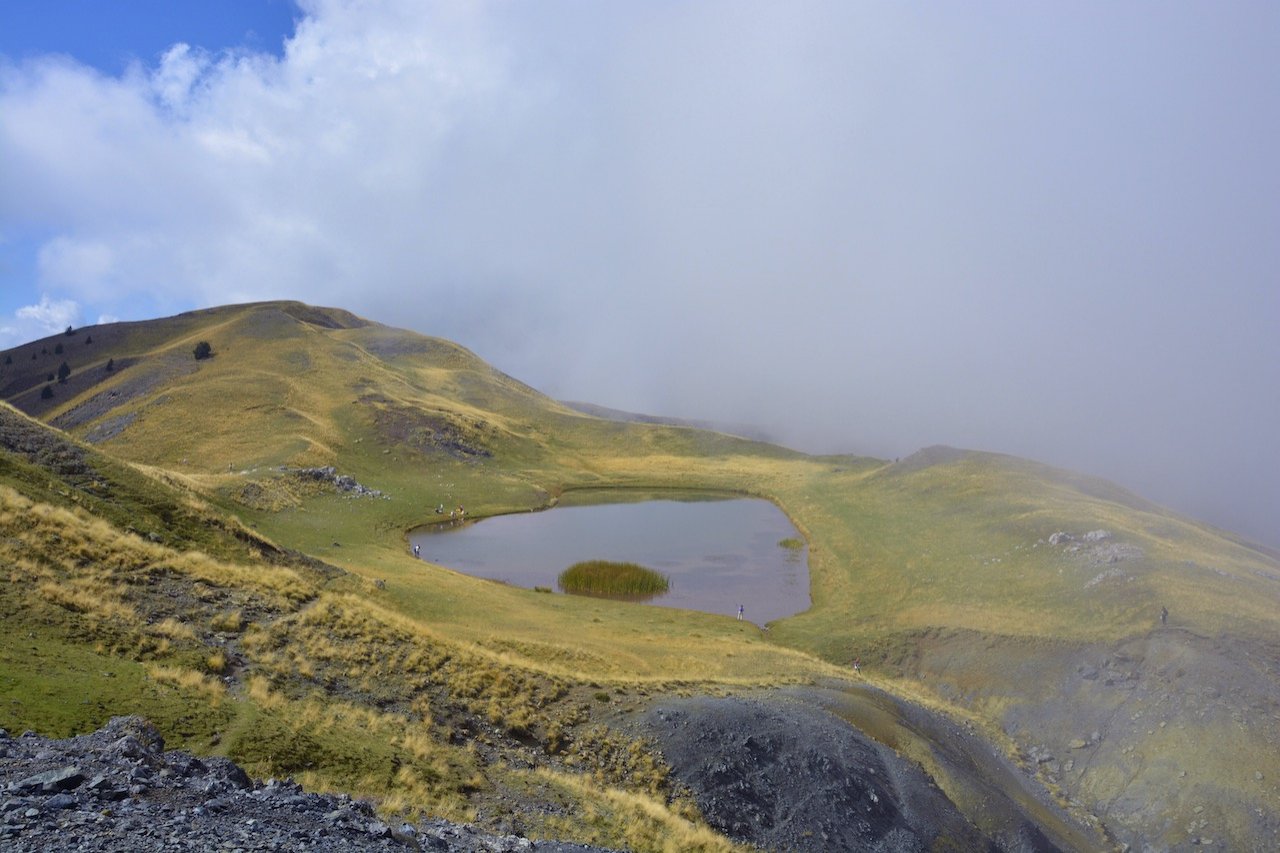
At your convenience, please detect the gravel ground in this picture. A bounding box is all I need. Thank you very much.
[626,692,988,852]
[621,686,1096,852]
[0,717,611,853]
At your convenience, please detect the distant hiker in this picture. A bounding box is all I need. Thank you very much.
[1161,606,1168,626]
[413,544,421,558]
[436,503,444,514]
[737,605,744,621]
[853,657,861,674]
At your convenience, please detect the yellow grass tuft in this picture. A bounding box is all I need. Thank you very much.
[210,609,245,633]
[150,617,197,640]
[146,664,227,703]
[205,650,228,674]
[36,580,137,623]
[531,767,742,853]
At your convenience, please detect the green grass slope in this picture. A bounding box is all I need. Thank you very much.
[4,301,1279,850]
[0,401,754,850]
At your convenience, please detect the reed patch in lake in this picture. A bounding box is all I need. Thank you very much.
[558,560,670,599]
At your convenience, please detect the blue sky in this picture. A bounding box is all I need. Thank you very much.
[0,0,297,325]
[0,1,295,71]
[0,1,1277,547]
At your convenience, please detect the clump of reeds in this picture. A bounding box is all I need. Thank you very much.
[557,561,669,598]
[777,537,804,550]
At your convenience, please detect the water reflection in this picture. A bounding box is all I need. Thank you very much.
[408,493,810,624]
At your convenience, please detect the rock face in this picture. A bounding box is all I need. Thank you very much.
[631,694,995,852]
[0,717,609,853]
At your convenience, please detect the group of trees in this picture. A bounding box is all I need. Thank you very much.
[39,361,72,400]
[11,329,214,404]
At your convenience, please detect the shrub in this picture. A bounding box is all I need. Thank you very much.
[57,361,71,383]
[54,342,63,354]
[3,355,10,365]
[106,358,114,372]
[41,385,53,400]
[193,340,213,360]
[84,335,92,344]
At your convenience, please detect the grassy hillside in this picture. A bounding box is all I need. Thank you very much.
[3,301,1279,850]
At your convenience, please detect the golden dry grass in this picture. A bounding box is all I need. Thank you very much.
[529,767,745,853]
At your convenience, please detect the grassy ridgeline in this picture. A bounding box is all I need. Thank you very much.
[558,560,670,598]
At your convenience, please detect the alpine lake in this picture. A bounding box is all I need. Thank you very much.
[408,490,810,625]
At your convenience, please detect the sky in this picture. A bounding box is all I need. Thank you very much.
[0,1,1276,547]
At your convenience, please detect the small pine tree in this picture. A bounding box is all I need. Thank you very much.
[46,372,54,382]
[193,341,213,360]
[3,355,10,365]
[41,385,53,400]
[106,358,115,372]
[54,342,64,354]
[57,361,71,383]
[85,335,92,345]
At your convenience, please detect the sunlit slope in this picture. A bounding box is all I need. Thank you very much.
[4,301,1275,663]
[0,301,795,493]
[0,400,296,565]
[759,447,1280,848]
[767,446,1280,660]
[2,302,555,470]
[0,401,780,850]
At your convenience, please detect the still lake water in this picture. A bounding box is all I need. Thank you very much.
[408,494,810,625]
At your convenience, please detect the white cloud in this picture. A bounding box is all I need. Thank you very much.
[0,0,1276,545]
[0,294,82,347]
[16,294,79,330]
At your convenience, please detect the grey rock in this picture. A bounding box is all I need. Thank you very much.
[45,792,77,810]
[0,716,618,853]
[13,766,83,793]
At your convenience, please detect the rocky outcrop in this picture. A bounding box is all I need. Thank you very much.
[290,466,386,498]
[0,717,609,852]
[628,693,997,852]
